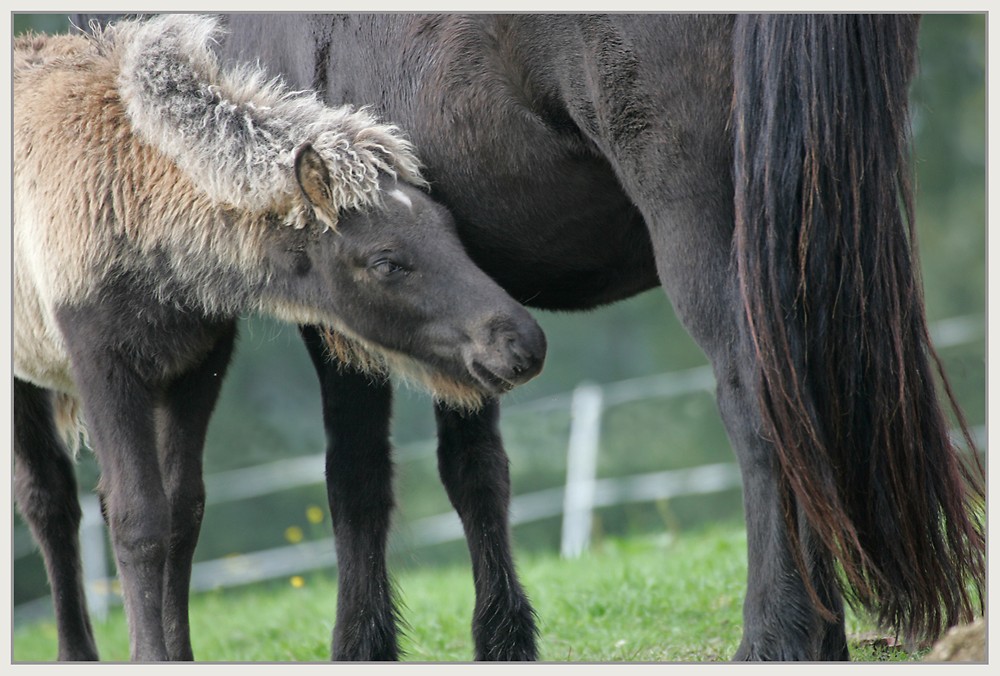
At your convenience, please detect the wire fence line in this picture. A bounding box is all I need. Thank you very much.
[12,314,985,623]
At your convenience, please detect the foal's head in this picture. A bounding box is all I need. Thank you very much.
[100,12,545,407]
[261,145,546,409]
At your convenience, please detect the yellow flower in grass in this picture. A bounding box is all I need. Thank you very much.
[290,576,305,589]
[284,526,304,544]
[306,505,325,524]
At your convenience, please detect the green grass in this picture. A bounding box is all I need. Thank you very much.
[12,523,927,662]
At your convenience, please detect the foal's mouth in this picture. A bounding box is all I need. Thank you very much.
[469,361,516,395]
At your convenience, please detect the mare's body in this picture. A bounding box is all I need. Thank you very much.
[66,13,983,661]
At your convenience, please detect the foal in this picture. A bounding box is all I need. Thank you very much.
[13,15,544,661]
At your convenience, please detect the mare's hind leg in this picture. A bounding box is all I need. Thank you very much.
[651,203,847,660]
[155,325,237,661]
[13,379,99,661]
[716,355,848,660]
[801,515,850,660]
[647,197,847,660]
[576,18,848,657]
[635,191,847,657]
[434,400,538,661]
[301,326,400,661]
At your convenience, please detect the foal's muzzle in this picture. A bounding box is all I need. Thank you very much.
[465,314,546,395]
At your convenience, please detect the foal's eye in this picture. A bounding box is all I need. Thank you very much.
[369,257,408,279]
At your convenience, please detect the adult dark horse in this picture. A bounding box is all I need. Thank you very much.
[77,13,986,661]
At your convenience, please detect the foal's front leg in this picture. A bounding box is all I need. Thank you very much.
[434,400,538,661]
[301,326,400,661]
[155,325,237,661]
[59,345,171,661]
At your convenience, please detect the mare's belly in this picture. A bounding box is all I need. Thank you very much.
[425,149,661,312]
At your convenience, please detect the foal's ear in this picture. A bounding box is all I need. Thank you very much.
[294,143,332,208]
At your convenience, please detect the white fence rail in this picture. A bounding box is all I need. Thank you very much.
[12,314,985,623]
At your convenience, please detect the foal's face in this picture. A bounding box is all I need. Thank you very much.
[264,152,546,406]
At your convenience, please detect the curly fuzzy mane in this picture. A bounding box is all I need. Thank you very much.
[95,14,426,229]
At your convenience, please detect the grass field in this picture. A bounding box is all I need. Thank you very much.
[13,523,929,663]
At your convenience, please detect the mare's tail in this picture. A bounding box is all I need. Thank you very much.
[731,14,984,642]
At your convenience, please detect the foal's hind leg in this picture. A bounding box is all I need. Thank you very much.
[301,326,400,661]
[154,325,237,661]
[434,400,538,661]
[13,379,99,661]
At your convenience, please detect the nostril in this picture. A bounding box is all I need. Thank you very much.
[510,355,527,375]
[507,332,545,378]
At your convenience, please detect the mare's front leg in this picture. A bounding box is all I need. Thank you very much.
[434,400,538,661]
[301,326,400,661]
[13,379,99,661]
[155,324,237,661]
[58,314,171,661]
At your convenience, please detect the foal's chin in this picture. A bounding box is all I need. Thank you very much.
[424,372,492,412]
[319,327,496,411]
[397,356,527,412]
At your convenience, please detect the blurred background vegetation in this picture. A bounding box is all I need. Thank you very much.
[12,14,986,616]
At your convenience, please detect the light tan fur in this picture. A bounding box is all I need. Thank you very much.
[15,28,272,394]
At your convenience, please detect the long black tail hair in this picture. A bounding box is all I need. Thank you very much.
[732,14,984,642]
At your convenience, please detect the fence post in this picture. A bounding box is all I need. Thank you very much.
[560,382,603,558]
[79,495,109,622]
